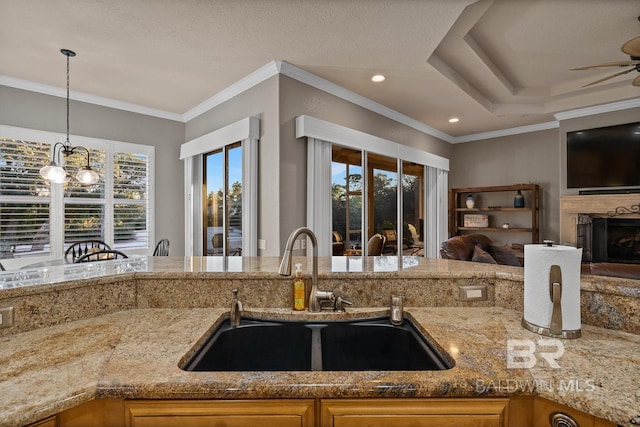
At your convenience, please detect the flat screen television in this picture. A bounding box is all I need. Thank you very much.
[566,121,640,189]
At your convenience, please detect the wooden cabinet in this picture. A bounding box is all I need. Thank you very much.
[320,398,510,427]
[27,417,57,427]
[25,396,619,427]
[26,399,124,427]
[508,396,616,427]
[123,399,315,427]
[449,184,540,245]
[532,397,616,427]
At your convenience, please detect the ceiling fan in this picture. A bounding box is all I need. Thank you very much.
[571,21,640,87]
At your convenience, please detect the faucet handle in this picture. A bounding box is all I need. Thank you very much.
[334,296,353,312]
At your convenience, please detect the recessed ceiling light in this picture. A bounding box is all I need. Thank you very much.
[371,74,386,83]
[448,117,460,123]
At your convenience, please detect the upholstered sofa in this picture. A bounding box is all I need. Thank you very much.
[439,234,521,266]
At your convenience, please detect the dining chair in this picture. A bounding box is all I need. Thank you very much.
[367,234,386,256]
[153,238,170,256]
[74,249,128,263]
[65,240,112,263]
[210,233,224,255]
[381,228,397,254]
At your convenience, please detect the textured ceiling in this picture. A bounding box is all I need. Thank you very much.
[0,0,638,139]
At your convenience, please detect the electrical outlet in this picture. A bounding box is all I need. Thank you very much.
[458,285,487,301]
[0,307,14,328]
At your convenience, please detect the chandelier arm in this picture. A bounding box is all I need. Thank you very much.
[63,145,92,166]
[52,141,65,165]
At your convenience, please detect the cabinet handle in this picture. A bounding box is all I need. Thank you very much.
[549,412,579,427]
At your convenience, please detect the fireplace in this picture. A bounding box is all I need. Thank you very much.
[578,216,640,263]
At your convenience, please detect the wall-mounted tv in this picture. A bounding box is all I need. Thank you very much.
[566,121,640,189]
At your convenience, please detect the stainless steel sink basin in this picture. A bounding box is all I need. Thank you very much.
[182,317,453,372]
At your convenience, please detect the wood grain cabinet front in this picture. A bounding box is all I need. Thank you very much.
[26,416,57,427]
[320,398,510,427]
[532,398,616,427]
[123,399,315,427]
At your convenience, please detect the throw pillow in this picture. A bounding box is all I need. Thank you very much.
[490,245,522,266]
[472,245,497,264]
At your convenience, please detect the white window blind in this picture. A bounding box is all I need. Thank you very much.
[64,148,106,245]
[0,125,155,264]
[112,151,150,251]
[0,137,52,257]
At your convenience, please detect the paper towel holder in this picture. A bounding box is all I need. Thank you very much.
[521,259,582,339]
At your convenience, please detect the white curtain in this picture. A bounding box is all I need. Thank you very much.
[306,138,332,257]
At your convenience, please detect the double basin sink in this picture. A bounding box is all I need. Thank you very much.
[182,316,453,372]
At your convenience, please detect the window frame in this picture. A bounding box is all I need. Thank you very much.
[0,125,155,268]
[297,115,449,258]
[181,117,259,257]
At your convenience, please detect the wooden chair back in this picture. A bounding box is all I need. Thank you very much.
[153,238,170,256]
[367,234,386,256]
[65,240,111,263]
[74,249,128,263]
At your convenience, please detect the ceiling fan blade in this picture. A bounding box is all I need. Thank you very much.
[571,60,640,70]
[621,35,640,57]
[582,67,636,87]
[634,74,640,87]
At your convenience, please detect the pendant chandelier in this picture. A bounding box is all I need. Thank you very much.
[39,49,99,185]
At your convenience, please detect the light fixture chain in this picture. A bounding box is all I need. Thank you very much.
[66,51,70,144]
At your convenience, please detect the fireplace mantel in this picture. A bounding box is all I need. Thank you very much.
[560,194,640,245]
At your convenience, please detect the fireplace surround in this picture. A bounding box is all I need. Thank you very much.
[560,194,640,247]
[578,216,640,263]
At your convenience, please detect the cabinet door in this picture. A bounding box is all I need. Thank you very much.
[321,398,509,427]
[533,398,594,427]
[27,416,57,427]
[124,399,314,427]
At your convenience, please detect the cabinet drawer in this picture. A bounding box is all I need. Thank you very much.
[124,399,314,427]
[321,398,509,427]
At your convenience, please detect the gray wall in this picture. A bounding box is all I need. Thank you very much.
[186,75,452,256]
[185,76,280,255]
[278,75,453,251]
[449,128,561,243]
[0,85,186,255]
[450,107,640,245]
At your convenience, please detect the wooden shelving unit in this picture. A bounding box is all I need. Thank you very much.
[449,184,540,244]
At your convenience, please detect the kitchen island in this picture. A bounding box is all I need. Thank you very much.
[0,256,638,426]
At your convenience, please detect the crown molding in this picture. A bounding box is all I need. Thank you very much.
[0,75,183,122]
[182,61,280,122]
[3,68,639,145]
[553,98,640,121]
[453,121,560,143]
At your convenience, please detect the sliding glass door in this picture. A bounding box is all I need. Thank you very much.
[204,142,242,256]
[331,145,425,256]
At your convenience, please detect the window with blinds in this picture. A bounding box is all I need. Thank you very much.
[64,148,106,244]
[0,128,154,260]
[113,151,149,250]
[0,138,52,257]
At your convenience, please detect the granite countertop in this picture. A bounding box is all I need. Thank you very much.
[2,256,639,298]
[1,305,638,427]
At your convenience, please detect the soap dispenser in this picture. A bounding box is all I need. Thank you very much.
[293,263,306,311]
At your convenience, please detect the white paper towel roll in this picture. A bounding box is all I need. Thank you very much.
[524,244,583,332]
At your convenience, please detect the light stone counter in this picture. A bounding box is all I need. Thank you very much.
[0,256,639,426]
[1,307,638,427]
